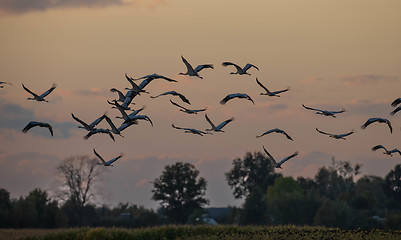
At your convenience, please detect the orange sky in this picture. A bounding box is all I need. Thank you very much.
[0,0,401,209]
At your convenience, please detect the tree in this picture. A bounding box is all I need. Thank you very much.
[314,159,361,201]
[384,164,401,204]
[152,162,209,224]
[55,155,104,226]
[225,151,280,199]
[0,188,12,227]
[266,177,320,225]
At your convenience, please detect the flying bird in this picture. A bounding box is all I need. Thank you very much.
[71,113,105,131]
[179,56,214,79]
[0,81,12,88]
[170,100,206,114]
[315,128,354,140]
[93,149,123,166]
[172,124,210,136]
[220,93,254,105]
[22,121,53,136]
[371,145,401,156]
[361,117,392,133]
[256,128,293,141]
[132,73,177,82]
[222,62,259,75]
[22,83,56,102]
[391,98,401,107]
[263,146,298,169]
[204,114,234,132]
[256,78,289,97]
[151,91,191,105]
[302,104,346,118]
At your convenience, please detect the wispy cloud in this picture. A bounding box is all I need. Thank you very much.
[0,0,169,14]
[0,0,128,14]
[340,74,398,86]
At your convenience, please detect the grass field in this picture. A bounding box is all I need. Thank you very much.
[2,226,401,240]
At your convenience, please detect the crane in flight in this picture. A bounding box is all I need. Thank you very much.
[222,62,259,75]
[256,128,293,141]
[93,149,123,166]
[263,146,298,169]
[256,78,289,97]
[302,104,346,118]
[22,121,53,136]
[361,117,392,133]
[372,145,401,156]
[22,83,56,102]
[220,93,254,105]
[204,114,234,132]
[315,128,354,140]
[179,56,214,79]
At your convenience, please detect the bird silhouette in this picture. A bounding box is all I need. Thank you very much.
[361,117,392,133]
[93,149,123,166]
[256,128,293,141]
[220,93,254,105]
[315,128,354,140]
[302,104,346,118]
[179,56,214,79]
[22,83,56,102]
[22,121,53,136]
[263,146,298,169]
[222,62,259,75]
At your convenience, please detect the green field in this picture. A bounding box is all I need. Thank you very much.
[2,226,401,240]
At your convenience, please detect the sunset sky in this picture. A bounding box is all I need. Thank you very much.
[1,0,401,209]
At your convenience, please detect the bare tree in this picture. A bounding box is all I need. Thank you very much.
[54,155,105,221]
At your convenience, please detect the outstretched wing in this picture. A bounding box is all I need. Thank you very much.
[216,117,234,130]
[170,99,187,110]
[316,128,331,136]
[40,83,57,98]
[22,84,40,98]
[204,113,216,129]
[243,63,259,72]
[93,149,106,165]
[71,113,90,130]
[278,151,298,167]
[256,78,271,93]
[281,130,294,141]
[106,154,123,165]
[372,145,387,152]
[262,146,277,165]
[222,62,242,72]
[177,93,191,105]
[390,106,401,116]
[181,56,195,73]
[302,104,323,112]
[194,64,214,73]
[220,94,232,105]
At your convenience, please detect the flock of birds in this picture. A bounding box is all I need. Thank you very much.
[2,55,401,169]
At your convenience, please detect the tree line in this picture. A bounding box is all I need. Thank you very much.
[0,152,401,229]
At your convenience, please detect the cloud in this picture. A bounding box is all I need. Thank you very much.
[0,102,76,138]
[0,0,169,14]
[0,0,128,14]
[340,74,398,86]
